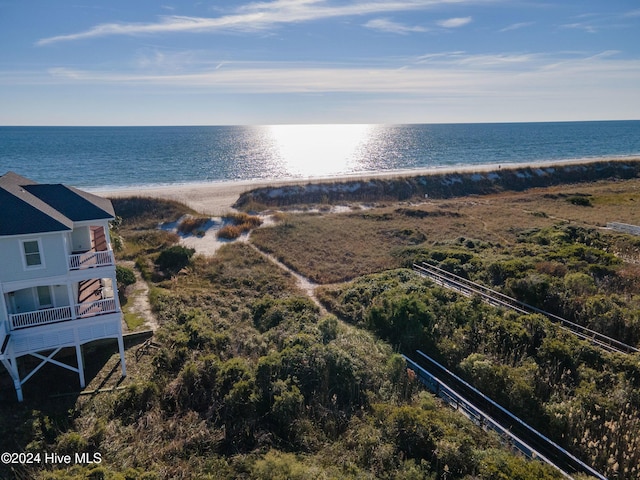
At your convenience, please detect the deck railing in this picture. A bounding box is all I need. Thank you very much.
[68,250,114,271]
[9,299,118,330]
[74,298,117,319]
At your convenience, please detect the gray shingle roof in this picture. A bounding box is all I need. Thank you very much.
[0,172,114,237]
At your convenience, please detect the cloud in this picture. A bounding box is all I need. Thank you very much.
[364,18,427,34]
[37,0,459,45]
[36,0,494,46]
[560,10,640,35]
[133,48,207,72]
[36,51,639,103]
[623,9,640,18]
[499,21,534,32]
[437,16,472,28]
[561,22,598,34]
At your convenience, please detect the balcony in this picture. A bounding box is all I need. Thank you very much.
[68,250,115,271]
[9,298,118,330]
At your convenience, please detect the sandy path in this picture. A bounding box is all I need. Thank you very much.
[247,243,325,312]
[121,261,159,332]
[163,216,325,311]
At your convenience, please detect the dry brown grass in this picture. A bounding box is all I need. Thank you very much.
[249,178,640,284]
[112,197,193,260]
[111,196,195,229]
[177,216,210,235]
[250,210,434,283]
[216,212,263,239]
[217,224,244,240]
[224,212,263,228]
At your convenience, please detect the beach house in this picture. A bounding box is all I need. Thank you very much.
[0,172,126,402]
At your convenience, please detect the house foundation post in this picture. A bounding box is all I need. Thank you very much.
[111,271,126,378]
[75,343,85,388]
[117,333,126,377]
[2,357,23,402]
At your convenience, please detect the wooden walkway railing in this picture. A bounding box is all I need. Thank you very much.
[405,350,607,480]
[607,222,640,236]
[413,262,639,355]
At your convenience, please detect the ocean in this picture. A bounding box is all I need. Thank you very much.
[1,121,639,190]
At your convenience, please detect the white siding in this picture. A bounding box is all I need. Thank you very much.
[0,233,69,283]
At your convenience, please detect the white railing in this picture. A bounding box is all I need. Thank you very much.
[10,306,73,329]
[68,250,114,271]
[9,299,118,330]
[75,298,117,318]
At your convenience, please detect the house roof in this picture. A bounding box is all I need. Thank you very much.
[0,172,115,237]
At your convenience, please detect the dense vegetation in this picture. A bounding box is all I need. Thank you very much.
[4,245,561,480]
[250,179,640,479]
[399,224,640,347]
[0,197,568,479]
[318,270,640,478]
[4,169,640,480]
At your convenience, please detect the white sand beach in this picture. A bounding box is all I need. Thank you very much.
[93,157,640,215]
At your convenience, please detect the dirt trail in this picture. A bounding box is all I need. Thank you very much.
[163,214,327,313]
[121,261,159,332]
[143,210,333,317]
[246,242,325,312]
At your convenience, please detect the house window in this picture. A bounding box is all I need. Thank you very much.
[22,239,44,269]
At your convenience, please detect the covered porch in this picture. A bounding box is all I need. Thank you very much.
[68,225,114,271]
[4,277,118,331]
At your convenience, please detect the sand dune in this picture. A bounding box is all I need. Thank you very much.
[92,157,639,215]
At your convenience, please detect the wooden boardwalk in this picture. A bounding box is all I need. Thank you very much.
[413,262,639,355]
[405,350,607,480]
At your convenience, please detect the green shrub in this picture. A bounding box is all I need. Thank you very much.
[112,382,160,424]
[567,195,593,207]
[55,431,88,456]
[270,380,304,432]
[318,315,338,343]
[155,245,195,273]
[116,264,136,290]
[251,450,321,480]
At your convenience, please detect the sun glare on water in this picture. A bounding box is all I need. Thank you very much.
[267,124,374,178]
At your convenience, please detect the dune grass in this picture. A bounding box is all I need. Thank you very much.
[176,216,210,236]
[4,180,640,479]
[0,234,564,480]
[217,212,263,239]
[250,178,640,285]
[110,196,195,229]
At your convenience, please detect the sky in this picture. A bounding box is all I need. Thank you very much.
[0,0,639,126]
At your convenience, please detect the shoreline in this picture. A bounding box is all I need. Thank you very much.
[93,156,640,215]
